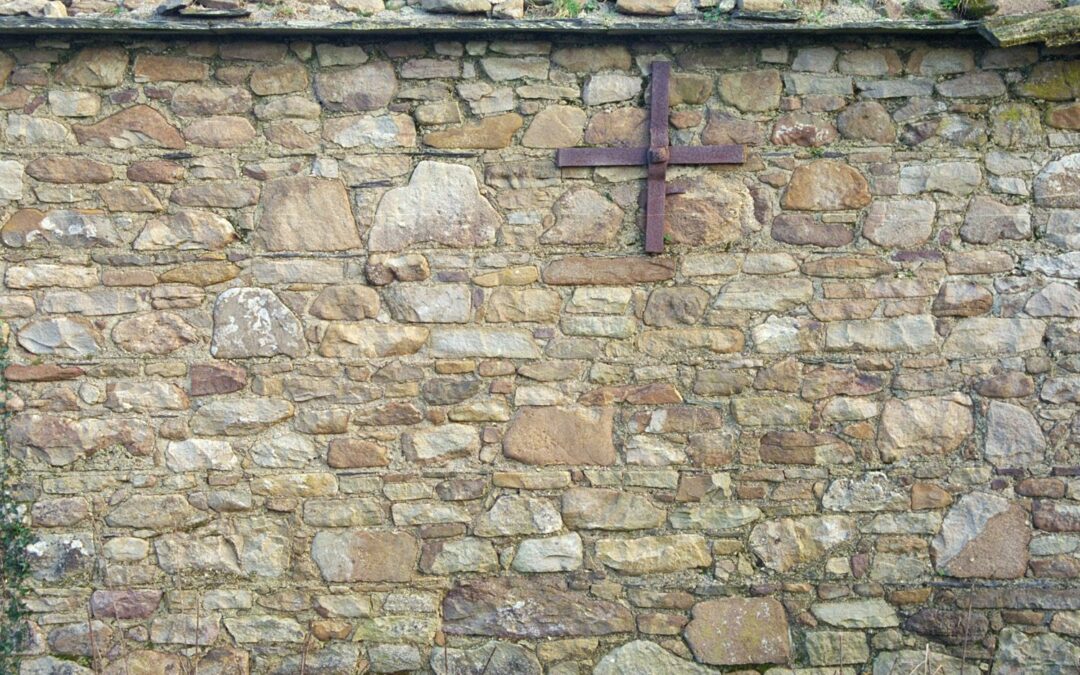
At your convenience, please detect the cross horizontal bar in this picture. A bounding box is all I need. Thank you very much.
[669,145,745,164]
[557,144,745,168]
[556,147,646,167]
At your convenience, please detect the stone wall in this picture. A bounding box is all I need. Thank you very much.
[2,33,1080,674]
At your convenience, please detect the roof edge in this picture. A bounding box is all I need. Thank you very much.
[0,15,983,38]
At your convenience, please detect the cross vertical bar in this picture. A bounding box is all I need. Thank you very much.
[644,61,671,254]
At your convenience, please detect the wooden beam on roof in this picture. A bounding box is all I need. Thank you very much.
[980,5,1080,47]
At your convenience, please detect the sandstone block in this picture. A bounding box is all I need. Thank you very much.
[685,597,791,666]
[783,160,871,211]
[503,406,616,465]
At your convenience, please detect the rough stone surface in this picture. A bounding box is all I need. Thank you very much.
[211,288,307,359]
[543,187,624,244]
[878,394,973,463]
[862,199,935,248]
[783,160,872,210]
[1035,153,1080,208]
[311,530,418,582]
[594,640,713,674]
[443,578,634,638]
[370,162,499,250]
[503,406,616,465]
[5,36,1079,675]
[984,401,1046,468]
[932,493,1030,579]
[685,598,792,666]
[257,177,360,252]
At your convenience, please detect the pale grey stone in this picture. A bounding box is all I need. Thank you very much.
[1026,282,1080,317]
[594,640,714,675]
[669,502,761,530]
[392,501,470,526]
[369,644,422,673]
[0,160,22,200]
[303,499,384,527]
[108,497,211,536]
[812,599,899,628]
[825,316,939,352]
[211,288,307,359]
[48,91,100,117]
[783,73,853,95]
[985,401,1046,468]
[823,472,907,512]
[595,534,710,574]
[190,398,294,436]
[714,278,813,312]
[862,199,935,248]
[315,44,368,66]
[561,315,637,338]
[323,113,416,149]
[624,435,687,466]
[165,439,239,472]
[480,57,549,80]
[149,614,220,645]
[1024,251,1080,279]
[749,516,857,572]
[933,493,1008,569]
[134,211,236,250]
[878,394,973,462]
[386,284,471,323]
[273,644,361,675]
[582,73,642,105]
[40,289,146,315]
[224,616,304,643]
[792,46,838,72]
[422,538,498,574]
[899,162,982,195]
[474,495,562,537]
[250,433,319,468]
[806,631,870,666]
[5,114,69,144]
[429,328,540,358]
[1042,375,1080,403]
[942,318,1046,356]
[512,533,583,572]
[26,532,95,582]
[1045,210,1080,250]
[1035,152,1080,208]
[406,424,480,463]
[18,318,99,357]
[369,162,500,251]
[856,78,935,98]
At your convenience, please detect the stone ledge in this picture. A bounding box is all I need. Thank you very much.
[0,14,980,36]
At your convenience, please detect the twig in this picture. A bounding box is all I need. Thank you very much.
[114,607,130,675]
[194,588,202,675]
[837,630,843,675]
[300,624,311,675]
[960,581,974,674]
[86,604,102,672]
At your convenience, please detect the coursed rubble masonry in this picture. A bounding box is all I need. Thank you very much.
[2,33,1080,674]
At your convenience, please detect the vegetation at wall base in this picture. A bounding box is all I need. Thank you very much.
[0,343,32,673]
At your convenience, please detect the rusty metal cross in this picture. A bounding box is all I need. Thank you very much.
[557,61,746,254]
